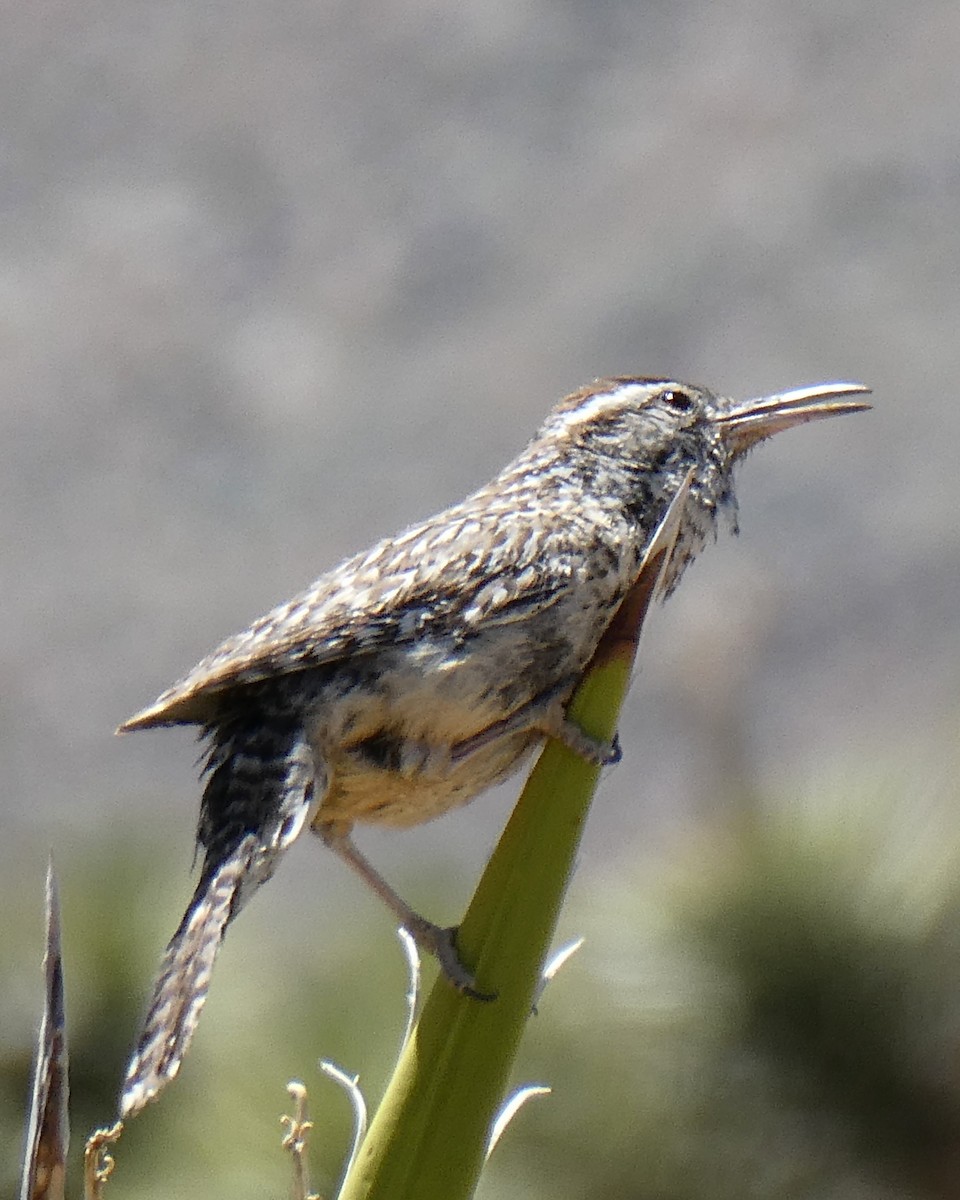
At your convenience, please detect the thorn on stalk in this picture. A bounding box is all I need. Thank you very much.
[396,926,422,1058]
[486,1086,551,1160]
[532,935,585,1014]
[317,1061,367,1192]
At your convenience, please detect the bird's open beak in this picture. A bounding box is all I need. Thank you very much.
[717,382,872,456]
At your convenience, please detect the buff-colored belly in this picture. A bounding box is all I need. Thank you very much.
[311,729,539,830]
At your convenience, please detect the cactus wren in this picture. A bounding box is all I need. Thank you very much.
[118,377,869,1116]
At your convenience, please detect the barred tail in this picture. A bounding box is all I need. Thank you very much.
[120,718,317,1119]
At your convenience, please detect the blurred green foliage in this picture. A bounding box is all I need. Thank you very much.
[7,772,960,1199]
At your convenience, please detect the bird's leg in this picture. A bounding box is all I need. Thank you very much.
[318,823,494,1000]
[448,684,621,767]
[539,705,622,766]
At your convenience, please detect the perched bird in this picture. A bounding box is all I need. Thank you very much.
[118,377,869,1116]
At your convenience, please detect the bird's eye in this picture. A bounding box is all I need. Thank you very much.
[661,388,694,413]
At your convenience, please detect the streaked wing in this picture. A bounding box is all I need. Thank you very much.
[119,494,574,730]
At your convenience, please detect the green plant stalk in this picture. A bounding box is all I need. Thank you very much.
[339,562,660,1200]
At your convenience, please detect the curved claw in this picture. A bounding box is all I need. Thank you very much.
[404,919,497,1002]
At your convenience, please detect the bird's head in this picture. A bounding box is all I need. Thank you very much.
[537,375,871,589]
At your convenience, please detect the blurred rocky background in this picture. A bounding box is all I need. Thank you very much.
[3,0,960,1195]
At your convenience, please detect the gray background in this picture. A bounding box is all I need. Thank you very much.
[2,0,956,993]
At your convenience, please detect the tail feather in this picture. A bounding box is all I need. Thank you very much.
[120,717,318,1119]
[120,837,258,1117]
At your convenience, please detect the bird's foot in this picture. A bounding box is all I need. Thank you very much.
[402,917,496,1002]
[548,714,622,766]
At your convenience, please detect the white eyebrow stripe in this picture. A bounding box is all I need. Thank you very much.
[548,381,652,434]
